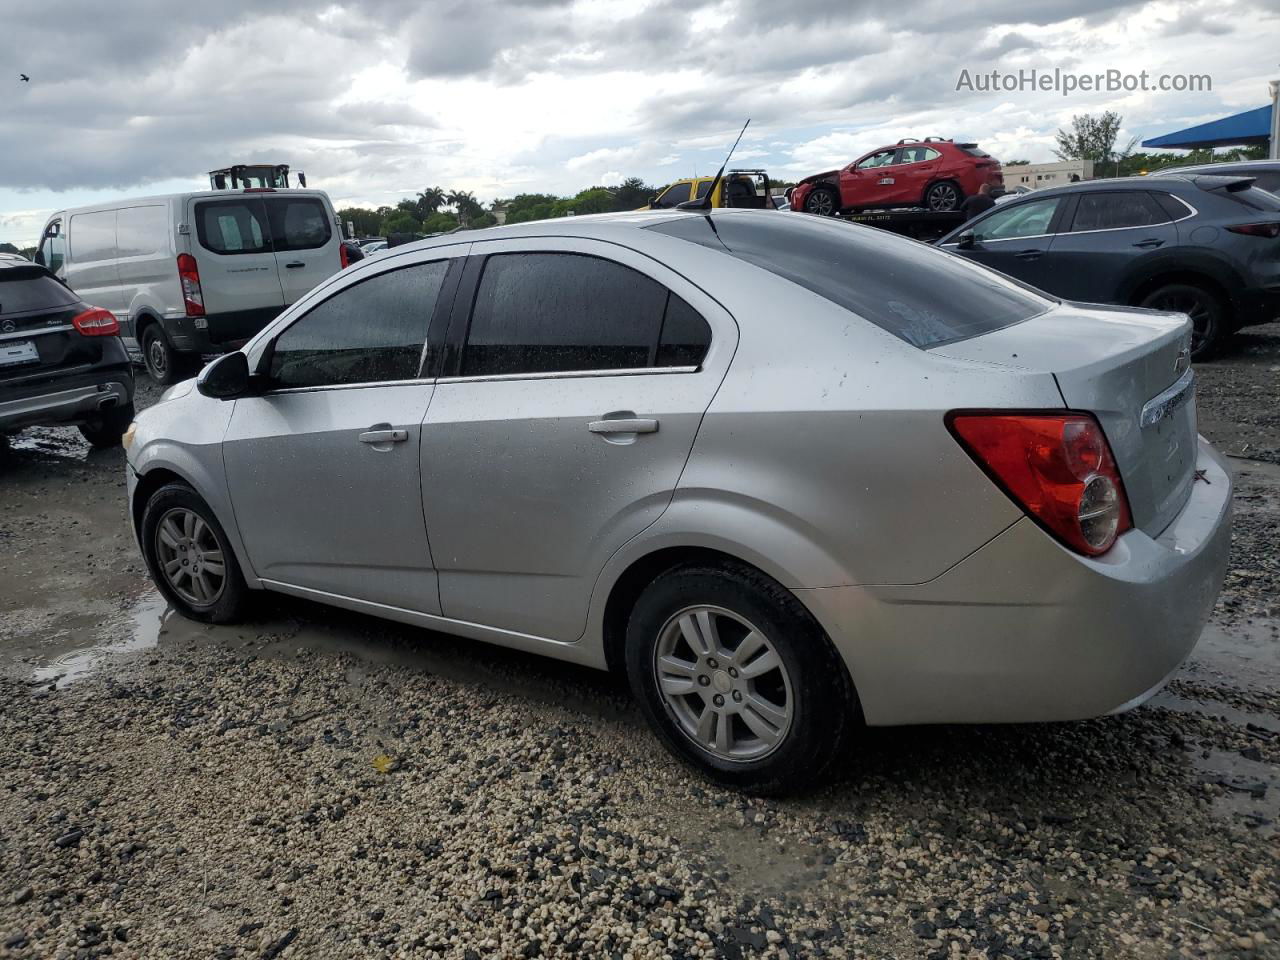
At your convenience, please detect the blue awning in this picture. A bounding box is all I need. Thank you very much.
[1142,105,1273,150]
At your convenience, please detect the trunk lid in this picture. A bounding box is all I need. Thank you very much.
[932,302,1196,536]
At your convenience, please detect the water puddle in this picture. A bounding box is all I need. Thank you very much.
[28,590,177,685]
[1183,619,1280,693]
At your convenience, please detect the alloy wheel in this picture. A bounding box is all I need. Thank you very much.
[806,191,835,216]
[927,183,959,211]
[155,507,226,606]
[653,605,794,762]
[1147,291,1210,354]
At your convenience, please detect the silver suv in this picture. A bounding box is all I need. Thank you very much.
[126,210,1231,792]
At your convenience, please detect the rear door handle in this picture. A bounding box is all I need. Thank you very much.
[1132,238,1164,249]
[588,418,658,434]
[285,261,306,269]
[359,429,407,444]
[1014,249,1044,261]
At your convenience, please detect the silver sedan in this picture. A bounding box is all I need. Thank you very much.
[124,209,1231,793]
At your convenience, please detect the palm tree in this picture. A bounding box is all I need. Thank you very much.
[416,187,445,218]
[447,189,482,226]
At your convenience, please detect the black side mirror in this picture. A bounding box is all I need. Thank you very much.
[956,231,976,250]
[648,196,658,208]
[197,351,251,399]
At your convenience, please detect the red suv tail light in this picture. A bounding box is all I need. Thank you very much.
[1225,221,1280,238]
[71,307,120,337]
[340,242,351,269]
[947,412,1133,556]
[176,253,205,316]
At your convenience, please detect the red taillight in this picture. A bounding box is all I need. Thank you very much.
[948,412,1133,557]
[71,307,120,337]
[1225,221,1280,238]
[340,243,351,269]
[177,253,205,317]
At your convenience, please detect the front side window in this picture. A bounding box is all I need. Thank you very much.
[653,182,691,208]
[266,197,332,251]
[694,180,714,200]
[461,253,669,377]
[856,150,898,170]
[1070,192,1169,231]
[269,261,448,389]
[195,199,270,255]
[970,197,1062,241]
[36,220,65,274]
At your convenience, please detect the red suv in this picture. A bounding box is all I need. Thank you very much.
[790,138,1003,216]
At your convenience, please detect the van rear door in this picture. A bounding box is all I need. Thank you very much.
[264,194,341,305]
[187,196,286,345]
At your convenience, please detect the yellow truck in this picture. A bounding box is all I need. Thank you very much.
[645,169,772,210]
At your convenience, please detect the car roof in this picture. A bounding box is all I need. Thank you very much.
[391,208,700,254]
[46,189,334,218]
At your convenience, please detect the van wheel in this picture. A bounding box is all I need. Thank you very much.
[79,402,135,449]
[142,325,196,385]
[624,562,858,795]
[140,482,250,624]
[1138,283,1226,359]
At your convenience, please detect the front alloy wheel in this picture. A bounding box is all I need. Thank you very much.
[155,507,226,607]
[804,187,838,217]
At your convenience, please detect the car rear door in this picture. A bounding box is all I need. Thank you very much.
[419,238,736,642]
[890,146,942,205]
[264,193,341,305]
[1041,191,1179,302]
[187,195,286,344]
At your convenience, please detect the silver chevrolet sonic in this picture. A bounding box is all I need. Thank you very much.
[125,209,1231,793]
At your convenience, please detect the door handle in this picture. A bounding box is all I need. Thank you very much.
[1132,238,1164,249]
[588,418,658,434]
[285,261,306,269]
[1014,249,1043,261]
[359,429,407,444]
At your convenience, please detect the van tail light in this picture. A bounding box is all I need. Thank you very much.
[340,243,351,269]
[1225,221,1280,238]
[71,307,120,337]
[947,412,1133,557]
[177,254,205,316]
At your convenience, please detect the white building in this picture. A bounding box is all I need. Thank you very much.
[1005,159,1094,188]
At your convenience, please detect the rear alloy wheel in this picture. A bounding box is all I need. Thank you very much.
[925,180,962,211]
[141,482,249,623]
[78,402,135,449]
[804,187,839,217]
[1138,283,1226,359]
[141,325,197,386]
[625,563,857,794]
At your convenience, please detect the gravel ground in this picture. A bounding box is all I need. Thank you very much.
[1,333,1278,960]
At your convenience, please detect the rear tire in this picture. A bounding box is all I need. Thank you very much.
[624,562,858,795]
[925,180,963,211]
[140,482,250,624]
[141,325,197,386]
[804,186,839,217]
[78,402,135,448]
[1138,282,1226,359]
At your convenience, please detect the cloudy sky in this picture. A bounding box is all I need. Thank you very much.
[1,0,1277,245]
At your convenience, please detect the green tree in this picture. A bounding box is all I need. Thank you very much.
[610,177,657,210]
[337,206,382,237]
[447,190,483,225]
[0,242,20,255]
[1004,159,1030,166]
[382,212,422,236]
[422,212,460,234]
[416,187,446,218]
[1054,111,1138,176]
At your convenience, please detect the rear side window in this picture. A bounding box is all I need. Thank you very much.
[461,253,668,377]
[270,261,448,389]
[195,199,270,255]
[266,197,332,251]
[0,267,80,313]
[656,294,712,367]
[116,205,169,258]
[649,213,1053,349]
[69,210,116,263]
[653,182,691,209]
[1070,192,1169,231]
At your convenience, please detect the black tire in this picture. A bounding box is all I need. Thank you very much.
[140,482,250,624]
[624,562,858,795]
[141,324,197,386]
[924,180,963,212]
[78,402,135,448]
[1137,282,1227,359]
[804,186,839,217]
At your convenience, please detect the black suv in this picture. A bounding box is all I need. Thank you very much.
[0,256,135,447]
[937,174,1280,356]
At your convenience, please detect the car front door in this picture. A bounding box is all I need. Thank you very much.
[650,181,692,209]
[420,238,735,642]
[838,149,900,209]
[265,194,339,305]
[941,195,1067,291]
[1034,191,1179,303]
[222,249,467,612]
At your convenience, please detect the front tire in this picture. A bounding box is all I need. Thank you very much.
[804,186,839,217]
[140,482,250,624]
[925,180,963,211]
[624,562,857,795]
[1138,282,1226,359]
[78,402,135,448]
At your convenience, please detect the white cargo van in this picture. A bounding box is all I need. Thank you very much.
[34,190,345,384]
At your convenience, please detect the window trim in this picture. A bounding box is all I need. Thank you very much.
[948,195,1068,244]
[443,250,712,383]
[1064,190,1185,235]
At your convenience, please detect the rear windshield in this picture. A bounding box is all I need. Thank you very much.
[960,146,991,158]
[0,267,80,314]
[1216,185,1280,212]
[195,199,271,255]
[647,213,1053,348]
[267,197,332,251]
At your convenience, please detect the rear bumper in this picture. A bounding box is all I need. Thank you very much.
[160,307,280,355]
[796,436,1232,726]
[0,377,133,432]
